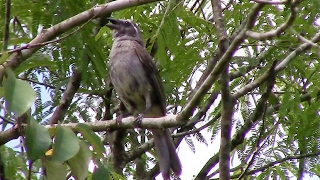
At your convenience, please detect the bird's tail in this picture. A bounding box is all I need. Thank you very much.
[152,129,182,180]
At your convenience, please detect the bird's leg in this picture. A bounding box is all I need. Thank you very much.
[134,93,152,127]
[116,102,132,125]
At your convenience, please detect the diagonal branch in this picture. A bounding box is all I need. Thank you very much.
[0,0,160,83]
[195,61,277,180]
[236,61,277,180]
[225,151,320,179]
[234,31,320,99]
[245,4,298,40]
[18,77,65,91]
[48,70,82,125]
[178,3,266,122]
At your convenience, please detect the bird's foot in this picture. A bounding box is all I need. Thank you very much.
[134,113,144,128]
[115,115,123,126]
[115,112,132,126]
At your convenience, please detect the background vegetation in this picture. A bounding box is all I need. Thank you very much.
[0,0,320,179]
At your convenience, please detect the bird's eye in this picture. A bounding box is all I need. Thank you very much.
[124,21,130,26]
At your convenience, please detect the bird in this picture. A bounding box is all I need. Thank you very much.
[106,18,182,180]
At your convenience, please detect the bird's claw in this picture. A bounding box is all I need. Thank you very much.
[134,113,144,127]
[116,115,123,126]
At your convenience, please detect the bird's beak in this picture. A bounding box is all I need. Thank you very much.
[106,18,120,30]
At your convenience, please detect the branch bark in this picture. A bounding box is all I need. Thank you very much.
[48,70,82,125]
[195,62,277,180]
[0,115,182,146]
[0,0,160,83]
[177,3,266,122]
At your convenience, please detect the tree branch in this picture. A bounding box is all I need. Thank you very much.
[0,0,160,83]
[195,61,277,180]
[18,77,65,91]
[234,31,320,99]
[0,115,183,146]
[236,61,276,180]
[221,151,320,179]
[245,4,298,40]
[210,0,233,178]
[48,70,82,125]
[2,0,11,51]
[178,3,266,122]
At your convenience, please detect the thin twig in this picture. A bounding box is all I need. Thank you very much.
[290,27,320,48]
[0,115,15,124]
[174,113,221,137]
[18,77,65,92]
[224,151,320,179]
[251,0,287,4]
[0,13,96,57]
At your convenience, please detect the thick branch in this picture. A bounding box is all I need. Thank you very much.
[195,62,276,180]
[210,0,233,177]
[48,70,82,125]
[177,3,266,122]
[0,125,20,146]
[49,115,181,131]
[0,0,160,82]
[0,115,182,146]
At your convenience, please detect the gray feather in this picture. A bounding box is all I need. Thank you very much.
[107,18,182,179]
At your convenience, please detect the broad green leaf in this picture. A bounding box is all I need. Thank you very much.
[52,126,80,162]
[75,123,105,157]
[3,68,36,116]
[44,159,68,180]
[68,140,92,180]
[92,165,110,180]
[26,118,52,161]
[48,127,57,137]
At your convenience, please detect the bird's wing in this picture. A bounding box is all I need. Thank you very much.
[133,42,166,115]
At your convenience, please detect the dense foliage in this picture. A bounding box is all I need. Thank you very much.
[0,0,320,179]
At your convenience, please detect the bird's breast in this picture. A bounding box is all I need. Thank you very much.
[109,41,152,112]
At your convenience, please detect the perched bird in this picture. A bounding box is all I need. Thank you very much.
[106,18,182,179]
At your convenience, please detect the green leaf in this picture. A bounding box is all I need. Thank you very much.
[3,68,36,116]
[278,90,291,119]
[92,165,110,180]
[110,172,126,180]
[0,51,9,64]
[52,126,80,162]
[26,118,52,161]
[14,53,57,75]
[0,87,5,98]
[76,123,105,156]
[68,140,92,180]
[1,146,27,179]
[44,159,68,180]
[95,26,109,41]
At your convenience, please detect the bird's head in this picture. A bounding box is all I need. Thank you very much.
[106,18,142,42]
